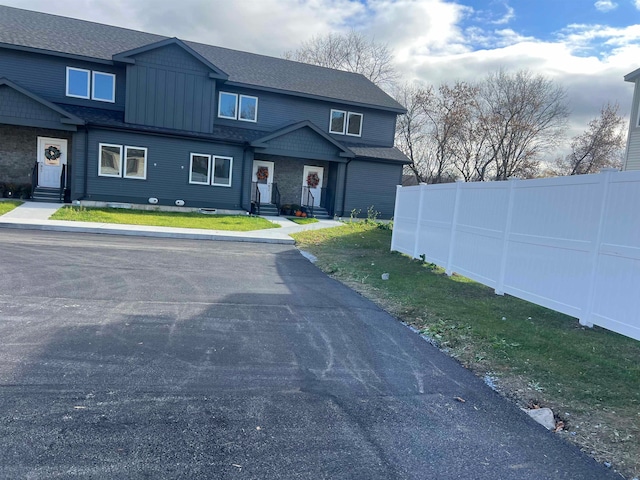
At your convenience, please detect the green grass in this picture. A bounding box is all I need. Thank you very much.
[293,222,640,478]
[50,207,279,231]
[288,217,319,225]
[0,200,23,215]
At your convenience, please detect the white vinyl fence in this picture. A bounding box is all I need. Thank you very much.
[391,169,640,341]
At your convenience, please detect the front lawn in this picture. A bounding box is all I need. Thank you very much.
[0,200,23,215]
[50,207,279,231]
[292,222,640,479]
[288,217,319,225]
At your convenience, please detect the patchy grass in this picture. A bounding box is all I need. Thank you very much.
[50,207,279,231]
[288,217,319,225]
[292,222,640,479]
[0,200,23,215]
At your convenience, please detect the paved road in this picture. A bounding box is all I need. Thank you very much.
[0,230,621,479]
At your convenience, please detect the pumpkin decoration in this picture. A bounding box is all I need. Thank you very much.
[301,212,307,218]
[295,210,302,217]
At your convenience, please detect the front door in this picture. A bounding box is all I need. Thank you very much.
[37,137,68,188]
[252,160,274,204]
[302,165,323,207]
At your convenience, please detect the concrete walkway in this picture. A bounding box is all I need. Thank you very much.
[0,201,343,244]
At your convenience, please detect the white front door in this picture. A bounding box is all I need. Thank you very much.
[252,160,274,204]
[37,137,68,188]
[302,165,323,207]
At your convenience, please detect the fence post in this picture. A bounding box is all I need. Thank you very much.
[581,169,616,327]
[390,184,402,252]
[495,178,519,295]
[445,180,464,276]
[412,184,427,259]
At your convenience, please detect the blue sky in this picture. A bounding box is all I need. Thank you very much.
[2,0,639,147]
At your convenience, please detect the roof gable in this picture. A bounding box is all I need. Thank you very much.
[252,121,355,161]
[0,77,84,127]
[113,38,228,80]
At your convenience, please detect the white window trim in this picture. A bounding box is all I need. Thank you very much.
[189,153,212,185]
[346,112,363,137]
[92,71,116,103]
[329,109,347,134]
[123,146,148,180]
[66,67,90,99]
[238,95,258,123]
[218,92,238,120]
[98,143,123,178]
[211,155,233,187]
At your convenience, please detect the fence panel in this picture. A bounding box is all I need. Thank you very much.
[391,170,640,341]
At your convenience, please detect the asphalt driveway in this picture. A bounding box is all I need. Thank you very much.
[0,230,620,479]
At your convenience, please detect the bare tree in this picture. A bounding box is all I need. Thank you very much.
[418,82,479,183]
[283,31,398,88]
[478,69,569,180]
[554,102,626,175]
[393,82,431,183]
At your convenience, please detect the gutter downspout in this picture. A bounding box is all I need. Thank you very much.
[239,143,250,212]
[82,125,89,199]
[340,158,353,217]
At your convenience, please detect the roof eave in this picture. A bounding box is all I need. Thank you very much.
[624,67,640,82]
[223,80,406,114]
[0,41,114,65]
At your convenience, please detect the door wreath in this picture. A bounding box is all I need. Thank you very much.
[44,145,61,161]
[256,166,269,181]
[306,172,320,188]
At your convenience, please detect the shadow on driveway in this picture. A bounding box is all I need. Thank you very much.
[0,230,622,479]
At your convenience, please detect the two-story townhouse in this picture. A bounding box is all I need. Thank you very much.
[0,6,409,218]
[624,67,640,171]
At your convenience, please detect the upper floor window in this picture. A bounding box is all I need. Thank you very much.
[66,67,115,103]
[92,72,116,103]
[218,92,258,122]
[66,67,90,99]
[329,109,363,137]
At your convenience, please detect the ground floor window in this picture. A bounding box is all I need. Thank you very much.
[189,153,232,187]
[99,143,147,179]
[98,143,122,177]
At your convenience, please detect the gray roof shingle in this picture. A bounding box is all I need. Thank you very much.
[0,5,405,112]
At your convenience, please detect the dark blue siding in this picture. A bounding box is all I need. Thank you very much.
[260,127,346,161]
[124,44,214,133]
[0,84,74,130]
[343,160,402,219]
[215,86,397,147]
[84,129,245,209]
[0,48,125,109]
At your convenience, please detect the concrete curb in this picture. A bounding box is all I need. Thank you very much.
[0,221,296,244]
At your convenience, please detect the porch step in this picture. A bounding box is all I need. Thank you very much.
[303,206,331,220]
[256,203,280,216]
[32,186,63,203]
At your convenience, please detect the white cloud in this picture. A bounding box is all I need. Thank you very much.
[636,0,640,10]
[594,0,617,12]
[491,4,515,25]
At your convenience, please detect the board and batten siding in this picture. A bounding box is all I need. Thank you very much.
[84,129,245,209]
[124,44,214,133]
[342,160,403,219]
[215,86,397,147]
[0,48,125,109]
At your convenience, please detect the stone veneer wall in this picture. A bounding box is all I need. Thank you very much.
[0,125,73,184]
[261,156,330,206]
